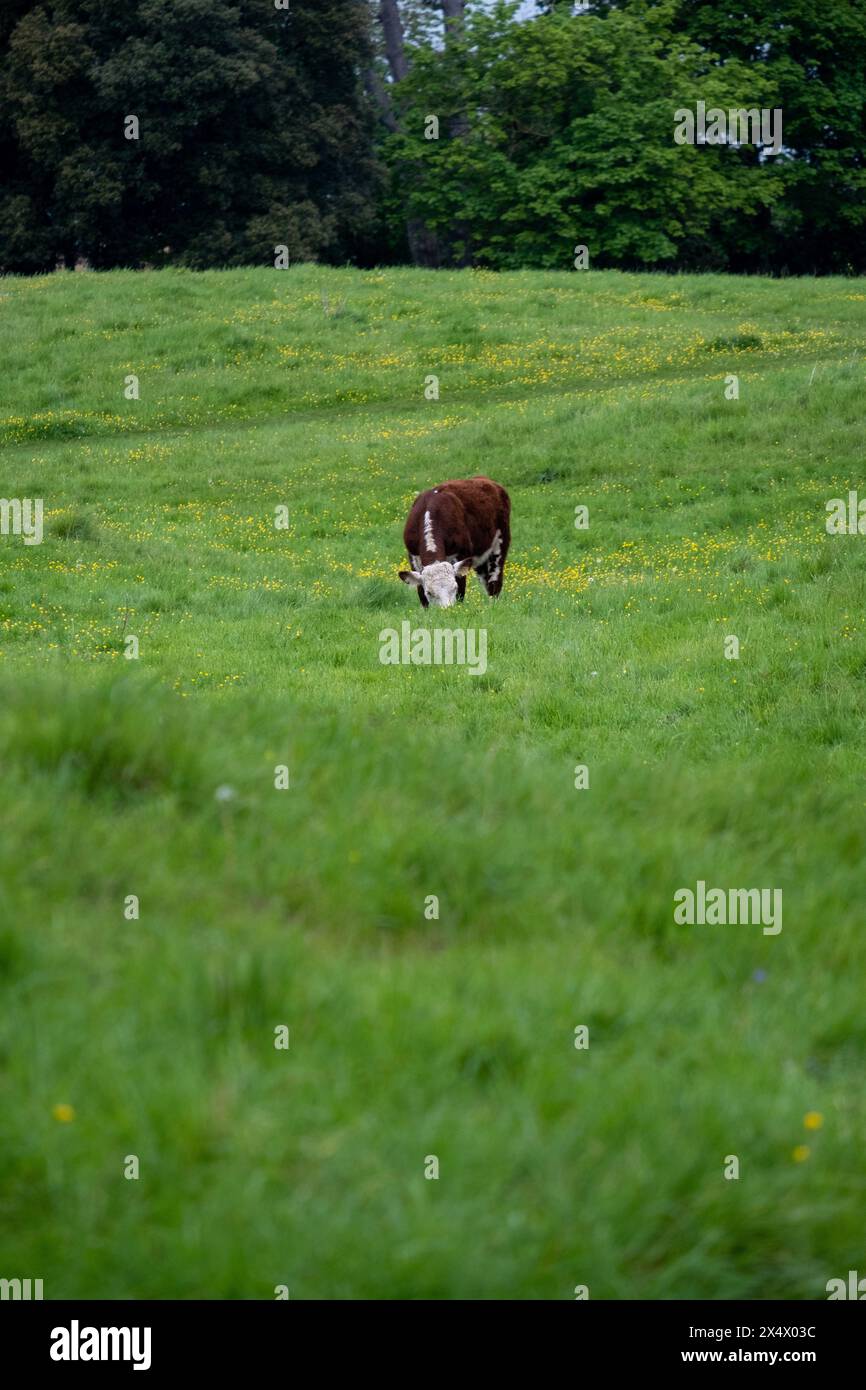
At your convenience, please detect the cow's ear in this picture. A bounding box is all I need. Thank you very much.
[453,558,474,577]
[399,570,423,586]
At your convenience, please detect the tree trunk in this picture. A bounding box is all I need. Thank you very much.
[440,0,470,262]
[407,218,442,269]
[372,0,442,267]
[363,64,398,134]
[378,0,409,83]
[441,0,466,37]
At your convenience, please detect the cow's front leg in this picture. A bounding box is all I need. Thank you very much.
[486,561,507,597]
[485,537,508,597]
[456,574,467,602]
[486,557,505,597]
[417,586,429,608]
[486,527,510,598]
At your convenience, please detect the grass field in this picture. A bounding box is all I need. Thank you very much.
[1,264,865,1299]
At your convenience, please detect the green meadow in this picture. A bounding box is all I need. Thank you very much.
[1,265,865,1299]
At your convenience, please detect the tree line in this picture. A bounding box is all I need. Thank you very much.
[1,0,863,275]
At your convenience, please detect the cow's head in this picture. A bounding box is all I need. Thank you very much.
[399,558,473,607]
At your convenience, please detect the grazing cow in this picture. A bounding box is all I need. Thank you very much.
[400,476,511,608]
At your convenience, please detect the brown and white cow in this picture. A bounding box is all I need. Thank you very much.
[400,476,511,608]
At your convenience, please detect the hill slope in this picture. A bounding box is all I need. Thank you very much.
[1,265,865,1297]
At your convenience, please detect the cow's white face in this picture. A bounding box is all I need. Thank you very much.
[422,561,460,607]
[399,559,472,607]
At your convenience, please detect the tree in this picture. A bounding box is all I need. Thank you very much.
[367,0,470,264]
[0,0,379,272]
[379,1,779,271]
[372,0,865,274]
[659,0,866,273]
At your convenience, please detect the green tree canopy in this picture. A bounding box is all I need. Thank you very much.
[374,0,866,273]
[0,0,377,271]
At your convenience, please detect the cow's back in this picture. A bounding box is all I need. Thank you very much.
[437,476,509,537]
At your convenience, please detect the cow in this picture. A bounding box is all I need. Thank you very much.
[399,476,511,608]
